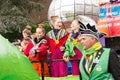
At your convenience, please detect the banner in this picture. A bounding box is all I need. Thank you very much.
[97,2,120,37]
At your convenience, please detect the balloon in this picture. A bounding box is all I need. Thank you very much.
[0,35,40,80]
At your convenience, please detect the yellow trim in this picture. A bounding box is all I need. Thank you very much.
[72,39,78,45]
[92,42,102,50]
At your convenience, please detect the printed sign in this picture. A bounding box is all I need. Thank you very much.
[97,2,120,37]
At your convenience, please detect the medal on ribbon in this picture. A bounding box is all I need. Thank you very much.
[72,39,78,45]
[55,39,59,44]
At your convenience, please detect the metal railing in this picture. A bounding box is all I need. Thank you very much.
[31,58,81,80]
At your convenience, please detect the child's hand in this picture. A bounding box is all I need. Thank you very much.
[63,56,70,62]
[60,46,65,51]
[29,49,35,57]
[47,50,51,54]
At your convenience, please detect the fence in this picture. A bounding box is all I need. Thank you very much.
[31,58,81,80]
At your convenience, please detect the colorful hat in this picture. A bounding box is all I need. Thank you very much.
[77,16,105,40]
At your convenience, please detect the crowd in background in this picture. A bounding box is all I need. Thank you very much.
[13,16,120,80]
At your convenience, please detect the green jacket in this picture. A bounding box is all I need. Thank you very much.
[80,48,114,80]
[64,38,83,57]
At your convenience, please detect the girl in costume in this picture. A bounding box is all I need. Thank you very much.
[22,25,32,55]
[46,16,69,77]
[22,25,32,39]
[24,24,49,77]
[63,20,83,76]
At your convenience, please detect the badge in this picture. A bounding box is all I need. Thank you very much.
[93,58,99,63]
[55,39,59,44]
[96,66,102,71]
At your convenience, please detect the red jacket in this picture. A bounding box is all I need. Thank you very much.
[46,29,69,53]
[23,39,48,60]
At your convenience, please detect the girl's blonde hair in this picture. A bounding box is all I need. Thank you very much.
[37,24,45,33]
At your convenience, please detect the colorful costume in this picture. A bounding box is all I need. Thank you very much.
[80,42,120,80]
[64,32,83,75]
[78,15,120,80]
[23,38,49,77]
[46,29,69,77]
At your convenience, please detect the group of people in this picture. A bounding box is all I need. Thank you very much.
[16,16,120,80]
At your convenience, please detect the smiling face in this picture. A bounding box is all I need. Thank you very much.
[52,18,63,30]
[22,29,31,39]
[80,35,97,50]
[70,20,80,32]
[36,28,45,39]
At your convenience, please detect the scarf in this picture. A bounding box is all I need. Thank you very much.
[84,42,102,55]
[84,42,102,74]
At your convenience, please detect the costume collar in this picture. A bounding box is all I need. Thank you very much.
[47,29,66,40]
[84,42,102,55]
